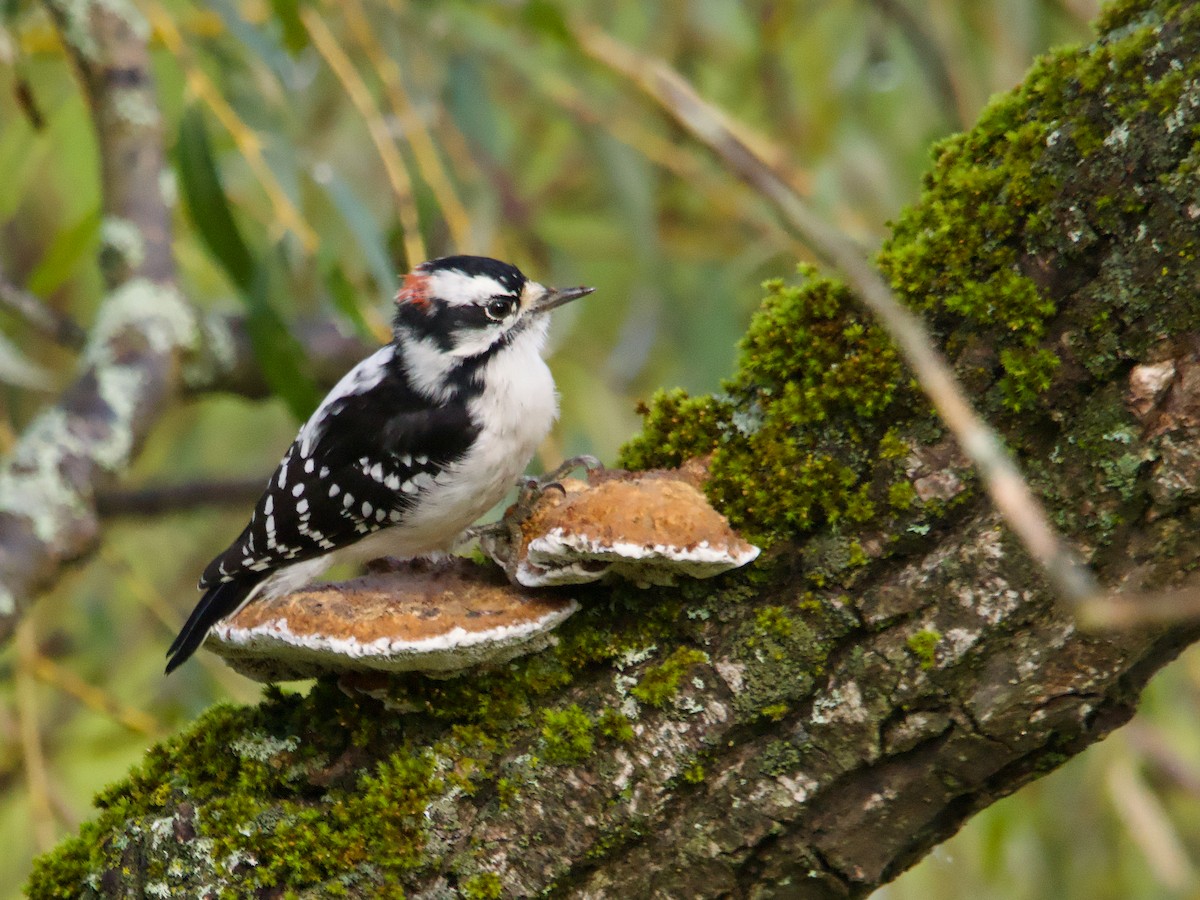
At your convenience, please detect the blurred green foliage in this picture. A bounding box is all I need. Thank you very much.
[6,1,1199,898]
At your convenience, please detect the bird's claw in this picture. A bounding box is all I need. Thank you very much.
[468,456,606,583]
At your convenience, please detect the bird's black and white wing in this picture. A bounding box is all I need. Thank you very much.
[165,345,478,672]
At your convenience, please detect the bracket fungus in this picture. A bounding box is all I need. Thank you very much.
[205,558,578,682]
[481,465,760,588]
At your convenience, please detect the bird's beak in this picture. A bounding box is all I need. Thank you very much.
[532,285,595,314]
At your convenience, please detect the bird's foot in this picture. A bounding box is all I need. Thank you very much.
[468,456,605,583]
[519,454,603,503]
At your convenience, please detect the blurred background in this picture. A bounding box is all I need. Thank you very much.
[6,1,1199,897]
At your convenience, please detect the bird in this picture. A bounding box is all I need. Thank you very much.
[165,255,593,673]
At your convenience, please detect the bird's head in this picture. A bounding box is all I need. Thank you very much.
[393,256,593,361]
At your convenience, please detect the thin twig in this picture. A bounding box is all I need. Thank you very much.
[341,0,474,253]
[442,7,806,259]
[1076,585,1200,629]
[865,0,968,128]
[14,616,57,851]
[1106,756,1196,891]
[29,653,162,737]
[573,23,1104,612]
[301,8,427,269]
[0,266,86,350]
[143,0,319,252]
[96,476,267,518]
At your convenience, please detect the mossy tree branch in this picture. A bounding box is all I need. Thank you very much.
[27,1,1200,897]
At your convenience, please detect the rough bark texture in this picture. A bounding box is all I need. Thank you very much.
[26,1,1200,898]
[0,0,187,638]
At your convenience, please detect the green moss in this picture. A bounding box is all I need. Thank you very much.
[906,630,942,670]
[631,647,710,708]
[888,480,918,510]
[681,761,706,784]
[731,603,839,719]
[540,704,595,765]
[596,708,635,743]
[31,5,1200,895]
[760,703,790,722]
[759,740,805,777]
[998,347,1061,411]
[755,606,794,640]
[462,872,505,899]
[620,3,1200,556]
[620,271,913,547]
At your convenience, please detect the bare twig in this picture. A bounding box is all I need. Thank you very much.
[301,8,427,269]
[865,0,968,128]
[96,475,267,518]
[183,313,374,399]
[14,617,57,851]
[142,0,318,252]
[0,266,86,350]
[1106,756,1196,891]
[1077,585,1200,629]
[341,0,474,253]
[573,24,1104,612]
[28,652,162,737]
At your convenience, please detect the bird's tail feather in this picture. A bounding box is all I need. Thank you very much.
[165,579,259,674]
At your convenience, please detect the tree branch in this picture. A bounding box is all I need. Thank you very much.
[95,476,266,518]
[181,314,373,401]
[0,264,87,350]
[0,1,188,640]
[26,3,1200,896]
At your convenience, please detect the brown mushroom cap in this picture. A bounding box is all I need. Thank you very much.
[488,468,760,588]
[206,558,578,682]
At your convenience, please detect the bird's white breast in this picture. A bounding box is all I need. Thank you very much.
[384,326,558,554]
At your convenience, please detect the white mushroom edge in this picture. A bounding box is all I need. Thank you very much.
[516,528,761,588]
[208,598,580,678]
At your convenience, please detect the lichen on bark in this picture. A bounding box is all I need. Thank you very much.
[26,1,1200,897]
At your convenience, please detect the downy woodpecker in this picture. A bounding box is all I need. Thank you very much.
[165,255,593,673]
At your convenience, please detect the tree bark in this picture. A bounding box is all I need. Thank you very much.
[26,1,1200,897]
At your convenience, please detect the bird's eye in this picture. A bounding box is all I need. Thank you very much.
[485,296,517,321]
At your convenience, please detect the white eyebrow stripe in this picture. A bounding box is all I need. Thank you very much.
[423,270,509,307]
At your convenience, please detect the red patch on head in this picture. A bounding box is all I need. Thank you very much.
[395,272,431,309]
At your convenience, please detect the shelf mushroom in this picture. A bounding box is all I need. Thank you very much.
[481,466,760,588]
[205,558,578,683]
